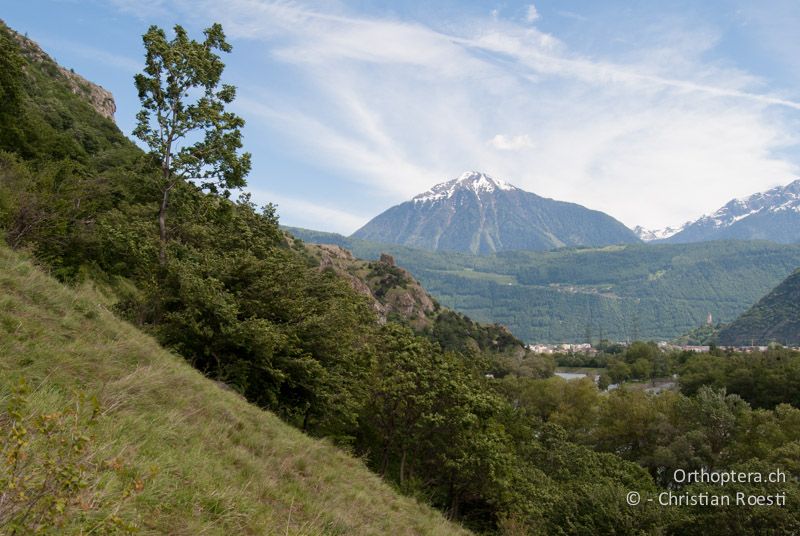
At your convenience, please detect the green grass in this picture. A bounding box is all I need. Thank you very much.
[427,269,517,286]
[0,244,469,535]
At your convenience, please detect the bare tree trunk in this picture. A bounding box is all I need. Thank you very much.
[399,448,407,485]
[448,474,460,519]
[380,445,390,477]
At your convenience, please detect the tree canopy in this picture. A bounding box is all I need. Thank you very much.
[133,23,251,263]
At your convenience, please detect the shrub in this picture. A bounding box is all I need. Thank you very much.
[0,379,141,533]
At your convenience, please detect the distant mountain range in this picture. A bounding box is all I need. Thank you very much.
[355,173,800,254]
[718,268,800,346]
[352,171,641,254]
[637,179,800,244]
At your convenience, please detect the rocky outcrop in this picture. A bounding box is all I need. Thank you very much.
[310,243,435,327]
[316,244,389,320]
[3,20,116,121]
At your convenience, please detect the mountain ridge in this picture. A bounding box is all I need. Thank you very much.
[639,179,800,244]
[1,18,116,120]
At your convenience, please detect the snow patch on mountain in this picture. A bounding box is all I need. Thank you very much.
[639,179,800,243]
[354,170,639,253]
[633,224,687,242]
[413,171,518,203]
[694,179,800,229]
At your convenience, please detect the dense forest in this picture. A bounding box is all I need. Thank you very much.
[286,227,800,343]
[2,21,799,534]
[718,269,800,346]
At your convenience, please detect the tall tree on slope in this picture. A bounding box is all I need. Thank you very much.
[133,23,250,264]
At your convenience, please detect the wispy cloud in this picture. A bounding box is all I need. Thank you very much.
[107,0,170,18]
[237,95,440,196]
[556,10,588,22]
[40,38,141,72]
[526,4,540,23]
[112,0,800,232]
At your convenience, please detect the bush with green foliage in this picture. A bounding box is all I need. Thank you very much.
[680,347,800,408]
[0,380,141,534]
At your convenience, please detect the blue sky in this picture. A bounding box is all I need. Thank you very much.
[4,0,800,234]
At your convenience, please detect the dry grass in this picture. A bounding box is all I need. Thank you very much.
[0,245,470,535]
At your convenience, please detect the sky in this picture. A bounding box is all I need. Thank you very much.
[4,0,800,234]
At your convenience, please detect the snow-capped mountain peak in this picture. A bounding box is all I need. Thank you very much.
[413,171,518,203]
[353,171,640,254]
[698,179,800,229]
[653,178,800,244]
[633,224,688,242]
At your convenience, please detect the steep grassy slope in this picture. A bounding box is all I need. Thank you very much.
[0,244,469,535]
[718,268,800,346]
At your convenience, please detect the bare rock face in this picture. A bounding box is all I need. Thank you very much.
[372,262,436,327]
[383,283,436,325]
[318,244,355,262]
[4,21,117,121]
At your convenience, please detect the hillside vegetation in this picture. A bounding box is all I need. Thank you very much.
[4,19,800,535]
[718,268,800,346]
[0,244,469,534]
[286,227,800,342]
[13,251,800,534]
[298,242,530,363]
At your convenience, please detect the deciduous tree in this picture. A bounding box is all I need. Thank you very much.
[133,23,250,264]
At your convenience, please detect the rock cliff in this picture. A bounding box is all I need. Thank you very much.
[3,20,116,121]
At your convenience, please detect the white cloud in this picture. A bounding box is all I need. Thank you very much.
[116,0,800,233]
[489,134,535,151]
[526,4,540,23]
[237,95,441,197]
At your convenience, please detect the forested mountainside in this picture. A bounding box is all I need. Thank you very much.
[718,268,800,346]
[351,171,640,254]
[286,227,800,342]
[3,20,800,535]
